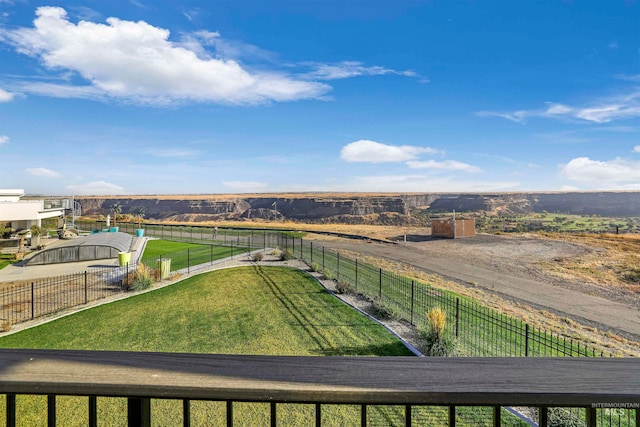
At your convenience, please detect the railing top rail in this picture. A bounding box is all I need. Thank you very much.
[0,349,638,406]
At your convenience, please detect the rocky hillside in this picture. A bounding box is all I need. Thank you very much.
[428,192,640,217]
[70,192,640,224]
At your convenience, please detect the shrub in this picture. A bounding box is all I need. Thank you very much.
[335,281,352,294]
[369,298,396,320]
[621,267,640,283]
[420,307,457,356]
[131,264,154,291]
[309,262,321,273]
[270,248,282,258]
[0,319,11,332]
[279,249,293,261]
[252,252,264,262]
[548,408,584,427]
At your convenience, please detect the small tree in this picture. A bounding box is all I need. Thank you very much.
[111,203,122,227]
[133,206,146,229]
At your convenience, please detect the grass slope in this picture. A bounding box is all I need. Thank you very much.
[0,266,430,426]
[0,266,412,356]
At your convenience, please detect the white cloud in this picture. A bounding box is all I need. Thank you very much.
[406,159,481,172]
[477,91,640,124]
[633,145,640,153]
[0,135,8,144]
[561,157,640,185]
[2,6,330,105]
[341,140,441,163]
[474,110,528,123]
[615,74,640,82]
[0,88,14,102]
[65,180,125,195]
[303,61,422,81]
[222,180,268,191]
[25,167,60,177]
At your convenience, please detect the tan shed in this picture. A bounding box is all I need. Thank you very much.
[431,218,475,239]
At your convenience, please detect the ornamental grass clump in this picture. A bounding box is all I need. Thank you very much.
[131,263,154,291]
[279,249,293,261]
[421,307,457,356]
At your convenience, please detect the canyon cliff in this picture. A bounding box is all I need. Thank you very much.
[71,192,640,224]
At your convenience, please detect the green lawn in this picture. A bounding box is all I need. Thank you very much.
[0,266,435,426]
[140,239,250,272]
[0,265,412,356]
[0,254,17,270]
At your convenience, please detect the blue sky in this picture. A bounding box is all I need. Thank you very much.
[0,0,639,195]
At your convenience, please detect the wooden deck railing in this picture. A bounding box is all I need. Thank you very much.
[1,349,638,426]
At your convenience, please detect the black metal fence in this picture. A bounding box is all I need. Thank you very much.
[75,220,283,249]
[0,265,132,325]
[280,235,614,358]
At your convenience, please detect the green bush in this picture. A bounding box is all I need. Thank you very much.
[252,252,264,262]
[309,262,321,272]
[131,264,154,291]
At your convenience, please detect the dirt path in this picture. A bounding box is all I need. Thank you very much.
[307,235,640,341]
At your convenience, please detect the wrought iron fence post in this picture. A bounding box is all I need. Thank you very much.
[337,252,340,281]
[310,242,313,263]
[455,298,460,338]
[411,280,415,325]
[525,324,530,357]
[379,268,382,298]
[31,283,34,320]
[84,271,88,305]
[322,247,325,271]
[355,259,358,290]
[187,249,190,274]
[126,263,129,289]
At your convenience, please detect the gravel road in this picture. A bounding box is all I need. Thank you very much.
[307,233,640,341]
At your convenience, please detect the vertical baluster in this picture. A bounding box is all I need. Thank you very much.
[88,396,97,427]
[47,395,56,427]
[226,401,233,427]
[271,402,277,427]
[183,399,190,427]
[315,403,322,427]
[6,393,16,427]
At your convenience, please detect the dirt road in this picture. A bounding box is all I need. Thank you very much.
[307,234,640,341]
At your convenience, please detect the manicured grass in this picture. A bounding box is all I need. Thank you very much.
[0,266,425,425]
[0,254,17,270]
[0,265,413,356]
[140,239,250,272]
